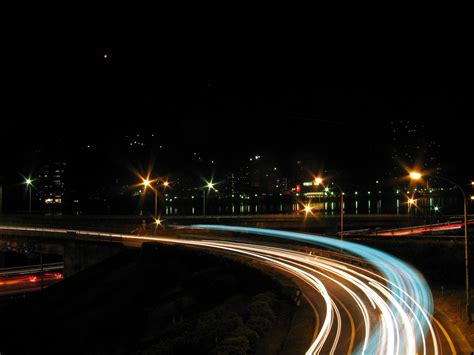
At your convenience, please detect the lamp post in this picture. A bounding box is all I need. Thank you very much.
[203,180,216,217]
[141,178,158,218]
[410,171,471,322]
[25,178,33,214]
[315,177,344,242]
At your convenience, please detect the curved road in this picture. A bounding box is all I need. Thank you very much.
[0,225,460,354]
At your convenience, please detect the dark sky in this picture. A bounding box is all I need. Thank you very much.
[2,28,473,183]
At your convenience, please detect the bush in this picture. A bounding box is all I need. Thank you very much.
[141,340,173,355]
[252,292,275,306]
[246,316,272,336]
[231,325,259,349]
[247,301,276,322]
[214,336,250,355]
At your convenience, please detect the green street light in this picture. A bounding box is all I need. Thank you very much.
[203,180,217,216]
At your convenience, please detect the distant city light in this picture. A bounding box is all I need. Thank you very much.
[314,177,323,186]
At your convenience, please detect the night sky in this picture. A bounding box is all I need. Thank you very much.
[2,32,473,185]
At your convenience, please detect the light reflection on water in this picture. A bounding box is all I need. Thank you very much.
[162,196,462,216]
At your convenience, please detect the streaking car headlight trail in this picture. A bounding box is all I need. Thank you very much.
[193,225,437,355]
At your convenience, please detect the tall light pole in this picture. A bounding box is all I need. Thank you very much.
[315,177,344,242]
[203,180,216,217]
[25,178,33,214]
[141,178,158,218]
[410,171,471,322]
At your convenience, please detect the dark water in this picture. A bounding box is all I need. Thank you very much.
[162,196,467,216]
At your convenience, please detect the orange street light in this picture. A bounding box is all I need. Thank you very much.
[314,176,344,242]
[409,171,472,322]
[140,178,158,218]
[409,171,422,180]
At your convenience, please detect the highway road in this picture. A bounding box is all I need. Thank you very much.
[0,272,64,296]
[0,224,460,354]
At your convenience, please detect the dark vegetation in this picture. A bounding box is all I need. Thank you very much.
[0,243,297,354]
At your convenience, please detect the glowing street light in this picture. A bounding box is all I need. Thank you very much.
[163,181,170,188]
[409,171,422,180]
[140,177,158,218]
[409,170,472,322]
[24,177,33,214]
[314,176,344,242]
[202,179,217,217]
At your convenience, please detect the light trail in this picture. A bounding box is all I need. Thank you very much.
[193,225,439,354]
[0,225,454,354]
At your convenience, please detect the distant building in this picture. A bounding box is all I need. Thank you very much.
[291,160,322,186]
[248,155,284,196]
[36,161,67,208]
[390,120,441,179]
[222,155,288,198]
[224,168,251,198]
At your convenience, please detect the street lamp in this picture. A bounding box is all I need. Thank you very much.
[410,170,472,322]
[24,177,33,214]
[203,180,216,217]
[314,177,323,186]
[141,178,158,218]
[315,177,344,242]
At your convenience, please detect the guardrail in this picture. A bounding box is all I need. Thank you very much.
[0,262,64,277]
